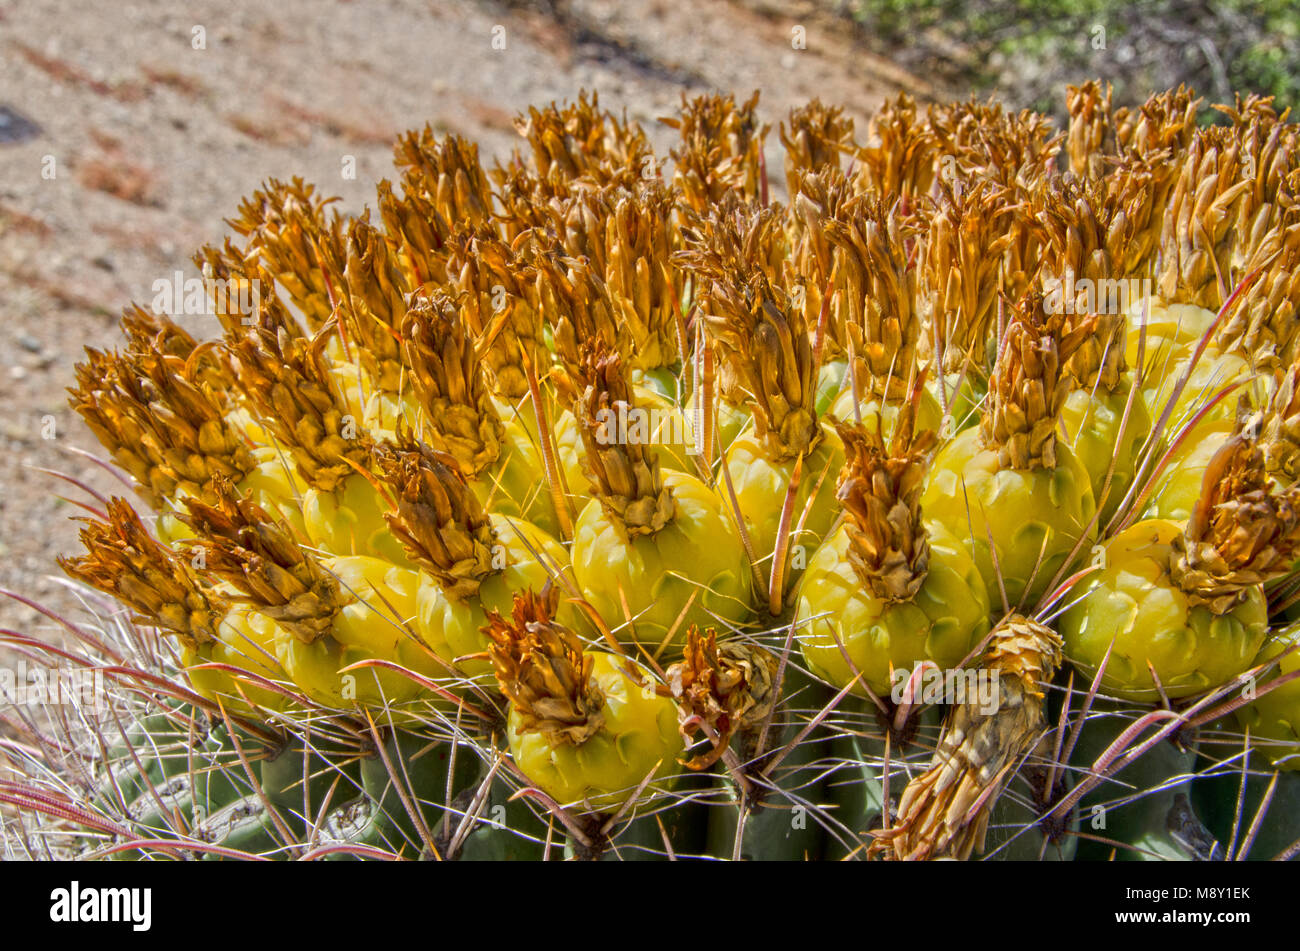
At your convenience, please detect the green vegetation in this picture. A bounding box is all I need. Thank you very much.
[837,0,1300,117]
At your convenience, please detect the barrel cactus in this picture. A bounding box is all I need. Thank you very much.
[4,83,1299,862]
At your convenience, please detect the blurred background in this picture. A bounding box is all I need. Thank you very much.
[0,0,1296,634]
[823,0,1299,119]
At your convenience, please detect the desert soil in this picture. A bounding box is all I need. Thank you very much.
[0,0,927,639]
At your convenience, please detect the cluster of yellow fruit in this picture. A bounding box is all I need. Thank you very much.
[60,81,1300,839]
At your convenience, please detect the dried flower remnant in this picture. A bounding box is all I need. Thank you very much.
[181,488,344,645]
[375,440,499,602]
[59,498,225,649]
[227,178,345,331]
[561,342,675,537]
[486,588,606,746]
[1172,434,1300,614]
[665,91,767,212]
[870,616,1062,860]
[666,628,778,770]
[515,91,654,190]
[779,99,855,195]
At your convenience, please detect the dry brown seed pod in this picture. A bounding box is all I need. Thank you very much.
[1172,432,1300,614]
[226,177,345,331]
[374,439,499,601]
[666,627,778,770]
[484,588,605,746]
[59,498,227,650]
[664,90,767,212]
[869,614,1062,861]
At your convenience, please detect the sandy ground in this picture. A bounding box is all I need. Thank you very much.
[0,0,926,639]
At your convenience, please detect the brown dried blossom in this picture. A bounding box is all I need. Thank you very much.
[485,589,606,746]
[835,407,937,602]
[870,615,1062,860]
[59,498,226,649]
[1172,433,1300,613]
[374,440,499,601]
[181,486,344,644]
[666,628,778,770]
